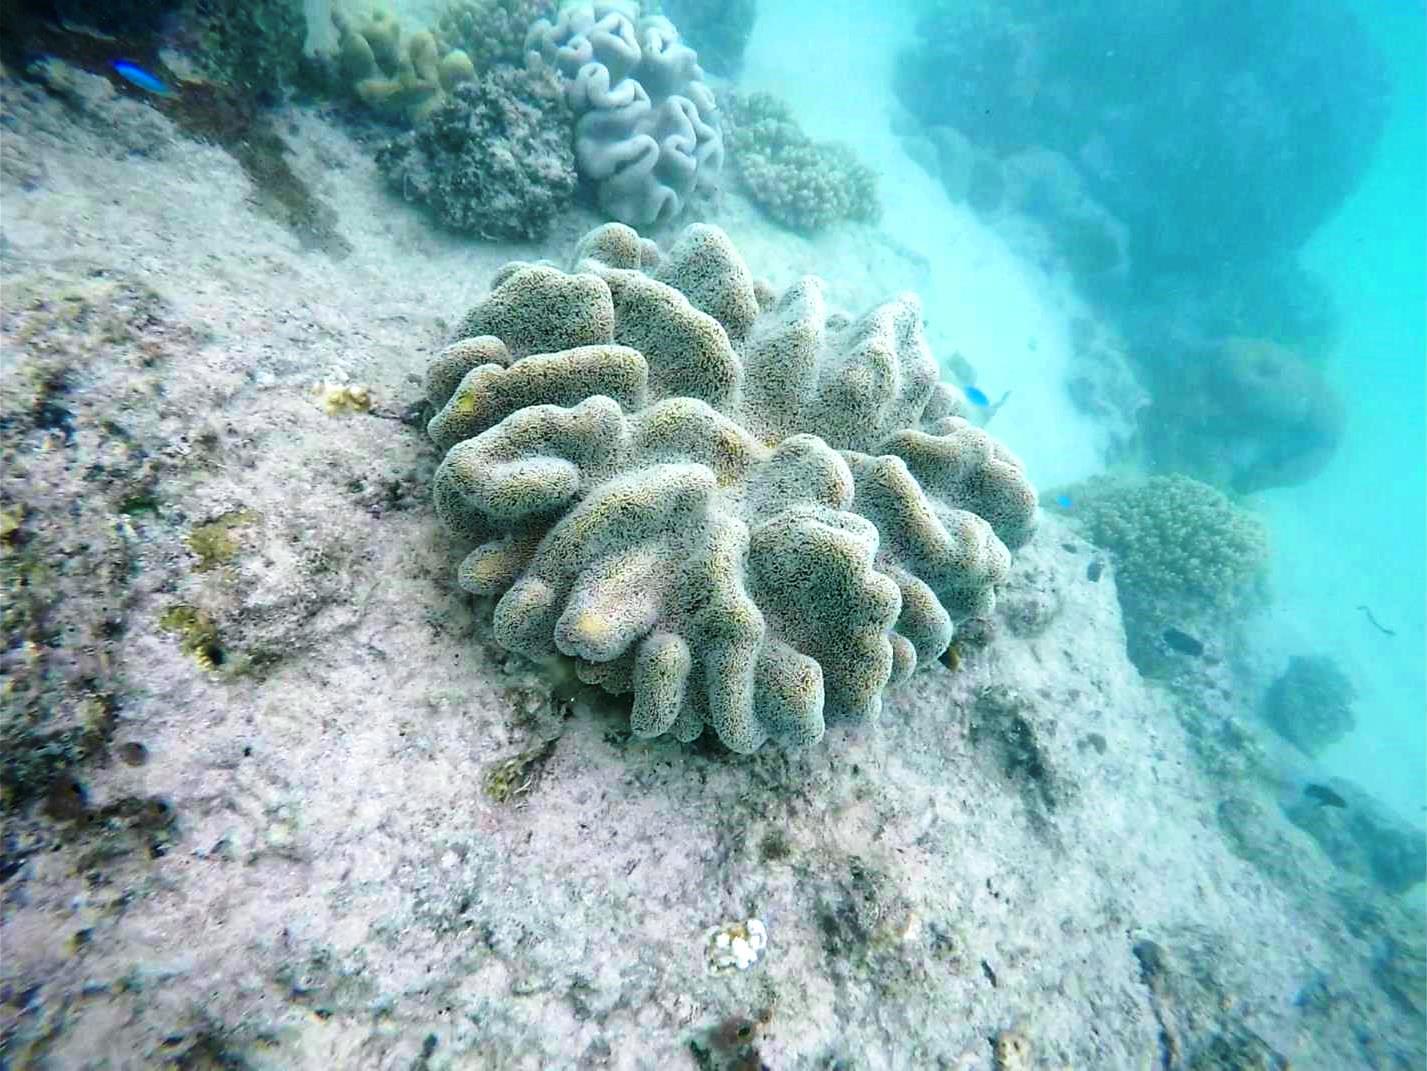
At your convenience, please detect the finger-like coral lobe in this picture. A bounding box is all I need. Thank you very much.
[428,223,1037,752]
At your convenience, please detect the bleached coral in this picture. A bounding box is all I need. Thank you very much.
[428,223,1037,752]
[526,2,723,227]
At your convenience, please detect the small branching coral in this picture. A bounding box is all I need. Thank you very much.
[434,0,548,71]
[1059,474,1269,611]
[426,222,1037,752]
[1053,473,1269,671]
[723,90,880,233]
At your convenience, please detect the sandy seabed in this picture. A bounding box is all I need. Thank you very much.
[0,61,1423,1071]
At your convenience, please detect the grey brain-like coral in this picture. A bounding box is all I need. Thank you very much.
[428,223,1037,752]
[526,3,723,227]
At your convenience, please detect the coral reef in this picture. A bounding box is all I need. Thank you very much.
[723,90,880,234]
[1283,778,1426,895]
[178,0,308,101]
[1138,337,1345,495]
[434,0,549,72]
[376,65,576,240]
[1374,929,1427,1021]
[1262,655,1356,757]
[426,222,1037,752]
[1055,475,1269,671]
[527,2,723,227]
[661,0,756,75]
[335,8,476,122]
[1065,315,1149,465]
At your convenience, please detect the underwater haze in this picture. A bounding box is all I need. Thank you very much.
[1,0,1423,1067]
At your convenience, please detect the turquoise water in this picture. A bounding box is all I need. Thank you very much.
[1279,1,1426,819]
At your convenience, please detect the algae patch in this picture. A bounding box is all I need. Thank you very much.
[158,605,226,670]
[185,509,259,572]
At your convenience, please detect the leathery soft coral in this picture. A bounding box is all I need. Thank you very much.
[526,2,723,227]
[427,223,1037,752]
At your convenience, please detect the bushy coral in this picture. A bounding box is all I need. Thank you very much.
[724,91,880,233]
[426,222,1037,752]
[1056,474,1268,672]
[376,66,576,240]
[1063,475,1269,612]
[1263,655,1356,757]
[526,2,723,227]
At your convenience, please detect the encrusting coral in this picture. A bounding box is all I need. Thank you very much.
[526,1,724,227]
[724,90,880,233]
[426,222,1037,753]
[376,65,577,240]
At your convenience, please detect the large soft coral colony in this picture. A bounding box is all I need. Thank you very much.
[428,223,1037,752]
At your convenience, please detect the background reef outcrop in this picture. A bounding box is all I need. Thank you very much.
[895,0,1389,272]
[660,0,757,76]
[1263,654,1356,758]
[527,2,724,227]
[1137,337,1345,495]
[426,222,1037,752]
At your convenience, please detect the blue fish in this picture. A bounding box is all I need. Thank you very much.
[112,61,171,96]
[963,385,989,407]
[1055,494,1073,509]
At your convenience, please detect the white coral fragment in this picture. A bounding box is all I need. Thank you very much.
[704,917,768,975]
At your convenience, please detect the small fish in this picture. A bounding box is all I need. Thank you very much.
[1086,559,1103,582]
[1055,494,1073,509]
[1303,783,1347,809]
[1161,627,1204,656]
[963,385,990,407]
[112,60,171,96]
